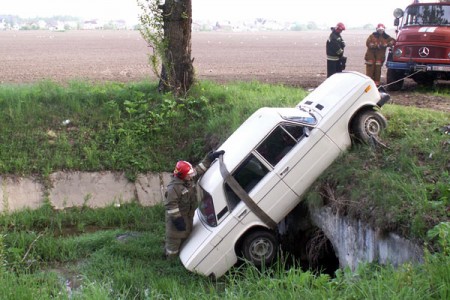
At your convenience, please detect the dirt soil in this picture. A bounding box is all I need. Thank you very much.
[0,30,449,112]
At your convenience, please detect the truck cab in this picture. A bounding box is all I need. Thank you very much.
[386,0,450,91]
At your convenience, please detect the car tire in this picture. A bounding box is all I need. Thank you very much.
[352,111,387,144]
[242,230,278,268]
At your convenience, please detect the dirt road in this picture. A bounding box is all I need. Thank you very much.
[0,30,448,111]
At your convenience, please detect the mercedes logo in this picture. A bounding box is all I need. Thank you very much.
[418,47,430,57]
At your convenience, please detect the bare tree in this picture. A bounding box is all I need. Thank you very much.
[138,0,194,96]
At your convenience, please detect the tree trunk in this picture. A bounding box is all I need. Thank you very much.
[159,0,194,96]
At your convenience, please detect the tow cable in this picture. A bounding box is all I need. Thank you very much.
[380,70,424,89]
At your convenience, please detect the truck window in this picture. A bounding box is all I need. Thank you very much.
[224,154,269,210]
[403,5,450,26]
[256,124,306,166]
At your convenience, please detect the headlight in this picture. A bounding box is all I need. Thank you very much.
[394,48,403,57]
[393,8,404,19]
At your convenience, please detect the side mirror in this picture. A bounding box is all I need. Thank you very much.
[393,8,404,19]
[304,127,311,137]
[394,19,400,27]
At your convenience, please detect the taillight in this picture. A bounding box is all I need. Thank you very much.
[199,190,217,227]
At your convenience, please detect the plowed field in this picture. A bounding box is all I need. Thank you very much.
[0,30,448,111]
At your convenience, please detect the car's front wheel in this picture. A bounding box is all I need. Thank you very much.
[352,110,387,144]
[242,230,278,268]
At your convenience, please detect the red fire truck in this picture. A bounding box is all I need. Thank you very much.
[386,0,450,91]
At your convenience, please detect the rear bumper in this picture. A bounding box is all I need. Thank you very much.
[377,87,390,107]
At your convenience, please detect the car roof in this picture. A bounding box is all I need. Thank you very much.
[216,107,314,171]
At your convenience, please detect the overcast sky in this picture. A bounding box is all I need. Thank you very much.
[1,0,414,28]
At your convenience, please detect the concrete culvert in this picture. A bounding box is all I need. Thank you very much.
[278,202,339,276]
[279,201,424,275]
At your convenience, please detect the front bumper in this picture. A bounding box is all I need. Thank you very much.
[386,61,450,72]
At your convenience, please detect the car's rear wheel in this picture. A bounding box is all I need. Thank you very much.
[352,111,387,144]
[242,230,278,268]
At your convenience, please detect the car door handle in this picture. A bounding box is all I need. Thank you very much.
[237,209,248,219]
[280,166,290,176]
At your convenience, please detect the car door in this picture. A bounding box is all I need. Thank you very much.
[223,152,295,226]
[277,123,341,203]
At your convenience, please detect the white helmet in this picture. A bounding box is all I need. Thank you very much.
[376,23,386,33]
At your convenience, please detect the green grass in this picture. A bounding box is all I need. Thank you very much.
[0,79,449,298]
[0,203,449,299]
[0,80,304,179]
[308,104,449,240]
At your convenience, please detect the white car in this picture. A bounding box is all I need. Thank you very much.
[180,71,390,278]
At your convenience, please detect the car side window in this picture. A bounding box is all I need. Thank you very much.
[256,124,306,166]
[224,154,269,210]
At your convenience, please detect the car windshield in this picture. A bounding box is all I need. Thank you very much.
[402,4,450,26]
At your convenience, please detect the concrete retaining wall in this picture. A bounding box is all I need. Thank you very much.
[310,206,424,269]
[2,173,425,271]
[0,171,172,213]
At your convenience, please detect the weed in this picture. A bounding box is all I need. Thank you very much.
[0,79,448,298]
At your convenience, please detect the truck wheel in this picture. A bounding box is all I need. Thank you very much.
[412,73,435,87]
[386,68,404,91]
[352,111,387,144]
[242,230,278,268]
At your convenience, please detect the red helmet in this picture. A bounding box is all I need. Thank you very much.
[173,161,195,179]
[335,22,346,32]
[376,23,386,30]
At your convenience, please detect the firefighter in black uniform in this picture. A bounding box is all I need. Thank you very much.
[326,22,346,78]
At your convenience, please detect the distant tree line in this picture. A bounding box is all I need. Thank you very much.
[0,15,138,30]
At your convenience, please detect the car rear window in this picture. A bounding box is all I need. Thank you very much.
[282,107,317,126]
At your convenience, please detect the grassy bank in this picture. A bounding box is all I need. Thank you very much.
[0,203,448,299]
[307,104,449,240]
[0,80,305,179]
[0,79,449,298]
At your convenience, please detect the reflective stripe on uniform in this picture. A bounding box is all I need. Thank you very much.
[327,55,340,61]
[166,248,179,255]
[198,162,207,172]
[167,208,180,215]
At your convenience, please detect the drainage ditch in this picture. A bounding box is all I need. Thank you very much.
[279,202,340,276]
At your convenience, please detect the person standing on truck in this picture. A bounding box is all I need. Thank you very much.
[364,23,396,86]
[164,150,225,259]
[326,22,346,78]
